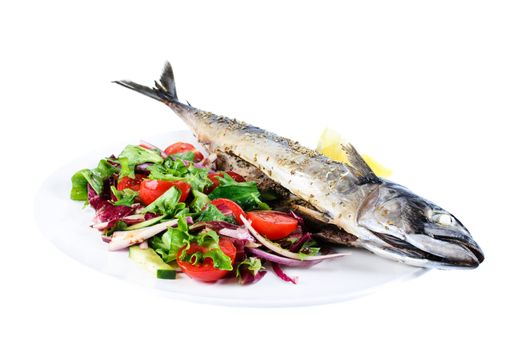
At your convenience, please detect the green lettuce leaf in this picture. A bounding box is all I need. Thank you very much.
[196,204,236,224]
[110,186,139,207]
[236,257,264,278]
[150,216,189,263]
[117,157,134,180]
[169,151,196,161]
[142,187,185,217]
[150,219,232,270]
[190,190,210,212]
[147,157,212,192]
[208,173,269,211]
[148,158,212,192]
[148,157,188,181]
[119,145,164,165]
[201,248,233,270]
[70,159,118,200]
[299,239,320,257]
[183,165,212,192]
[178,230,233,271]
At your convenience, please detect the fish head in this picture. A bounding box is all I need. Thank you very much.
[357,181,484,268]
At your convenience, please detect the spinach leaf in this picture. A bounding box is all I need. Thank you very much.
[196,204,236,224]
[190,190,210,212]
[117,157,134,180]
[148,157,188,181]
[70,159,117,200]
[110,186,139,207]
[119,145,164,165]
[208,173,269,211]
[169,151,196,161]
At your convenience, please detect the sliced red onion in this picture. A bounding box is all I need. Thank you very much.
[139,140,159,150]
[218,227,255,242]
[93,222,110,230]
[238,269,267,285]
[213,202,232,216]
[92,213,145,231]
[108,217,180,251]
[231,238,247,262]
[289,210,304,226]
[246,248,322,267]
[240,215,350,261]
[144,212,159,221]
[189,221,239,232]
[135,163,153,173]
[290,232,312,253]
[271,263,298,284]
[195,153,217,169]
[101,235,112,243]
[122,214,145,224]
[106,158,121,167]
[186,216,194,225]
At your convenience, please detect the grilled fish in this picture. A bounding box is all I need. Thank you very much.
[115,62,484,269]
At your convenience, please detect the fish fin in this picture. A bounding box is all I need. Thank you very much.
[113,62,179,104]
[342,143,380,184]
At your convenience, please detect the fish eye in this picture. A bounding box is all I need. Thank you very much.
[432,213,454,226]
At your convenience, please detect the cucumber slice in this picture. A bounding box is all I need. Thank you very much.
[125,215,164,230]
[129,246,176,279]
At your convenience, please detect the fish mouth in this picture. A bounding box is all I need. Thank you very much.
[368,226,485,268]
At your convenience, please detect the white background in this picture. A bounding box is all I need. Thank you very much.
[1,1,527,349]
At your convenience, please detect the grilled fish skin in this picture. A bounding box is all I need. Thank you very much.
[215,150,361,247]
[114,62,484,269]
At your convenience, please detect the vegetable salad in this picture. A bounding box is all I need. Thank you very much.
[70,141,346,284]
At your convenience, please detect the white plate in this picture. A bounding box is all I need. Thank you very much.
[35,130,427,307]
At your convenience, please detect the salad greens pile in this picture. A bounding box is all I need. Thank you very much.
[71,140,343,284]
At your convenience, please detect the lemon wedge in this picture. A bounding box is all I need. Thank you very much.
[316,128,392,178]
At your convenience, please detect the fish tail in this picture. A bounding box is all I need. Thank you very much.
[113,62,182,106]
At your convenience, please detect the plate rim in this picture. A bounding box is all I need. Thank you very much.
[34,130,429,307]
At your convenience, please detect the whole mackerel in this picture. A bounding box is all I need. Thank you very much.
[115,62,484,269]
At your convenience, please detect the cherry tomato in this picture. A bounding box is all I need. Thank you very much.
[246,210,299,240]
[211,198,246,225]
[116,174,147,192]
[138,179,191,205]
[164,142,204,162]
[204,171,246,194]
[177,237,236,282]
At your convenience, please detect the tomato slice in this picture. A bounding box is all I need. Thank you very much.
[164,142,204,162]
[204,171,246,194]
[224,171,245,182]
[246,210,299,240]
[116,174,147,191]
[211,198,246,225]
[177,238,236,282]
[138,179,191,205]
